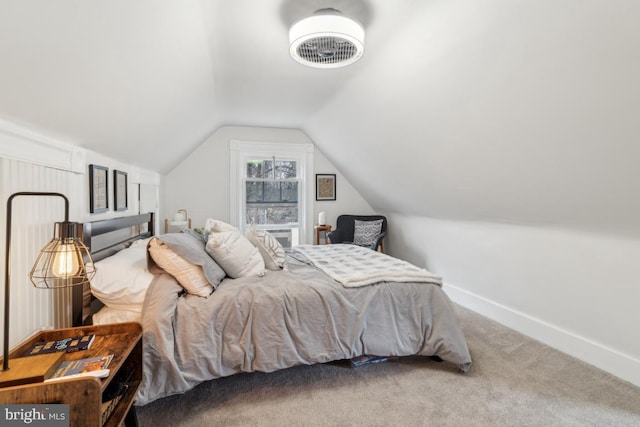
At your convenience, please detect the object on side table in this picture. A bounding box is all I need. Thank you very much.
[23,334,96,356]
[0,353,64,388]
[164,208,192,233]
[318,211,326,225]
[0,192,96,388]
[47,354,114,381]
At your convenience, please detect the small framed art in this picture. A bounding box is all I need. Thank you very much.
[114,169,128,211]
[89,164,109,213]
[316,174,336,201]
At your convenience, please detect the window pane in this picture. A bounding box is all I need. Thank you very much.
[263,160,274,178]
[281,182,298,202]
[245,181,299,225]
[263,182,281,202]
[246,160,263,178]
[275,161,297,178]
[246,160,275,178]
[247,159,297,179]
[246,181,263,202]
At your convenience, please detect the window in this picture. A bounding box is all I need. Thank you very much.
[245,159,298,226]
[230,141,314,247]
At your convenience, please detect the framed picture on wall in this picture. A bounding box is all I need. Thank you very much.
[316,174,336,201]
[114,169,128,211]
[89,164,109,213]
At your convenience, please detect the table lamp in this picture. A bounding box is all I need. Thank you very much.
[164,208,192,233]
[0,192,95,387]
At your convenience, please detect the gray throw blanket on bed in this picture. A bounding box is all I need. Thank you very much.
[292,244,442,288]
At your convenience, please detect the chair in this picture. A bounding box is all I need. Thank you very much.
[327,215,387,252]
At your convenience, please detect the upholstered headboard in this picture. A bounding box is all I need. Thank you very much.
[72,213,155,326]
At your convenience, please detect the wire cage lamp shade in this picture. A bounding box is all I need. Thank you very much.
[29,221,95,289]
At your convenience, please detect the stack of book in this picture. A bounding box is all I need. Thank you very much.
[23,335,96,356]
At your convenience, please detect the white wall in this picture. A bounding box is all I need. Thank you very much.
[165,125,374,239]
[385,212,640,387]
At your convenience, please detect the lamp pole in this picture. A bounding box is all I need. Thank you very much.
[3,192,69,371]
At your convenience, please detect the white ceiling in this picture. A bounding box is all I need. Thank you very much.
[1,0,639,236]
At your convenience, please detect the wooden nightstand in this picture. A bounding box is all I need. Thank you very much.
[0,322,142,427]
[314,225,332,245]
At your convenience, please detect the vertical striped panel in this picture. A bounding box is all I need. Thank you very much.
[0,157,83,349]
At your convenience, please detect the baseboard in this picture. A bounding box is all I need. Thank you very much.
[443,283,640,388]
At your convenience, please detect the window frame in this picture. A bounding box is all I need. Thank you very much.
[230,140,314,245]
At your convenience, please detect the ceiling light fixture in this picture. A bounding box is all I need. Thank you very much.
[289,8,365,68]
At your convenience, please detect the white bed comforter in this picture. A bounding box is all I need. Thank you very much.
[292,244,443,288]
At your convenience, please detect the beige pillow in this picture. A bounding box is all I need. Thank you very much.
[245,227,286,271]
[148,237,213,297]
[203,218,237,238]
[205,230,265,278]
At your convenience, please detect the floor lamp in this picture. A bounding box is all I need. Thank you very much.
[0,192,95,387]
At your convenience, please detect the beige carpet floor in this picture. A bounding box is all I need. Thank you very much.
[136,305,640,426]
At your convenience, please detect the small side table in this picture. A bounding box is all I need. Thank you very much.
[0,322,142,427]
[314,225,332,245]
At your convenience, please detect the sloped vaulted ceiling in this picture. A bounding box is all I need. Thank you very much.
[1,0,639,236]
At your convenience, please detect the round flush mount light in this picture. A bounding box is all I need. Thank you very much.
[289,9,365,68]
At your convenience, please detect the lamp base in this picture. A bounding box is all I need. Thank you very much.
[0,353,64,388]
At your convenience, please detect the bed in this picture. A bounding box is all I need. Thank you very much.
[77,214,472,406]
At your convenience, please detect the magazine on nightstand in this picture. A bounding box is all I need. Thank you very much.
[46,354,114,381]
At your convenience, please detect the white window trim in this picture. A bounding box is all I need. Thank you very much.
[230,140,314,245]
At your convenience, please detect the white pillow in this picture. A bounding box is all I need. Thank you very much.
[205,229,265,278]
[245,227,286,271]
[147,237,214,297]
[92,306,142,325]
[203,218,237,238]
[90,242,154,313]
